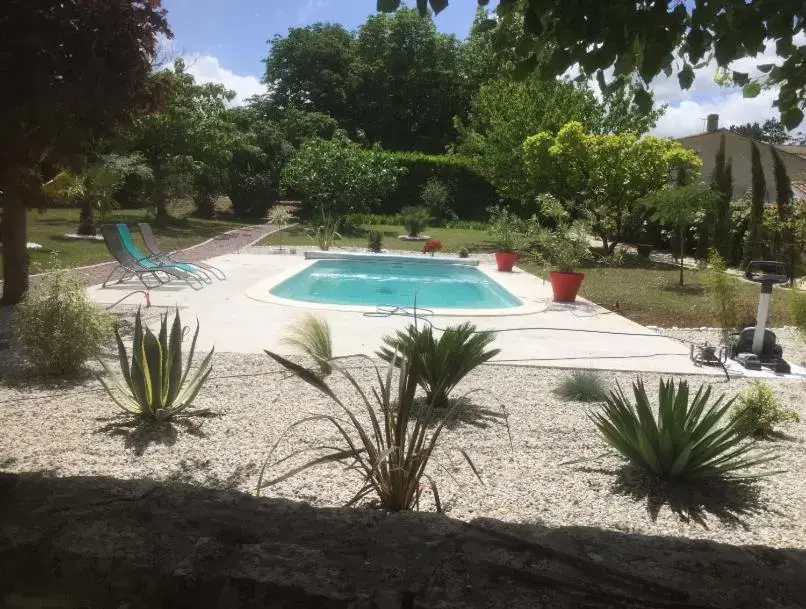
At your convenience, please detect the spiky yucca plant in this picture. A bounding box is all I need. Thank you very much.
[377,322,499,408]
[590,378,775,481]
[259,351,480,512]
[282,314,333,377]
[98,309,214,421]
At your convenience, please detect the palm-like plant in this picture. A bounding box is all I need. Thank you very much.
[282,314,333,377]
[259,351,480,512]
[44,154,151,236]
[590,378,775,481]
[377,322,499,408]
[98,308,214,421]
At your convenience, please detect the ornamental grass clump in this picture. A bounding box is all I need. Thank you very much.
[282,314,333,377]
[731,380,799,438]
[258,351,481,512]
[14,262,111,375]
[377,322,499,408]
[98,308,213,421]
[556,369,608,402]
[590,378,775,481]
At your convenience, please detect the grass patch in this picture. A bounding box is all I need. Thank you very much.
[521,254,798,328]
[259,223,490,254]
[17,202,248,278]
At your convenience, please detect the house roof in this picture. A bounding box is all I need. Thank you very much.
[677,128,806,165]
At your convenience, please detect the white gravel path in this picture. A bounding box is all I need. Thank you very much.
[1,346,804,551]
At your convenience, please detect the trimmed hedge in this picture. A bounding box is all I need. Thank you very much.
[376,152,497,221]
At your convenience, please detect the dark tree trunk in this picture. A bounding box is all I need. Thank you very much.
[1,188,29,305]
[77,199,96,235]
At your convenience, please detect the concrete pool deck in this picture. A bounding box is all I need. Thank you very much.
[86,248,715,375]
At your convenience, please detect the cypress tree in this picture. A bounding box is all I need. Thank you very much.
[710,134,733,262]
[771,146,796,281]
[742,141,766,265]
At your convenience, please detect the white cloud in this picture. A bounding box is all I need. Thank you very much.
[182,54,266,105]
[648,34,805,138]
[297,0,330,24]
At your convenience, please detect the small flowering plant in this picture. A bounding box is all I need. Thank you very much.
[422,239,443,255]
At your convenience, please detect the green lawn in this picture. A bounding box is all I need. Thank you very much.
[13,205,248,278]
[259,224,491,254]
[520,254,798,328]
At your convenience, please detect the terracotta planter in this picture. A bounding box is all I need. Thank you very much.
[495,251,518,272]
[549,271,585,302]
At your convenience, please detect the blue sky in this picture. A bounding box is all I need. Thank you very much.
[162,0,488,80]
[161,0,791,137]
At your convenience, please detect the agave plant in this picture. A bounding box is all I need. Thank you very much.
[377,322,499,408]
[259,351,480,512]
[98,308,214,421]
[282,314,333,377]
[590,378,775,481]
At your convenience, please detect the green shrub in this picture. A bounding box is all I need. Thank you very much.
[791,289,806,340]
[533,220,590,273]
[259,352,480,512]
[457,247,470,258]
[420,177,455,226]
[282,315,333,377]
[98,309,214,421]
[377,322,499,408]
[590,378,773,481]
[14,265,111,375]
[732,381,800,438]
[555,369,608,402]
[487,205,525,253]
[400,206,431,237]
[367,230,383,253]
[703,249,740,339]
[375,151,497,220]
[281,138,404,217]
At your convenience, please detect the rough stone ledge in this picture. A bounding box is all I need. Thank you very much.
[1,473,804,609]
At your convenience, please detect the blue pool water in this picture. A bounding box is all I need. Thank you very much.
[271,259,522,309]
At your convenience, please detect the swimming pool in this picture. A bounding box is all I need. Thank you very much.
[269,258,522,310]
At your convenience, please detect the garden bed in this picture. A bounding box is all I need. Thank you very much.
[1,350,804,551]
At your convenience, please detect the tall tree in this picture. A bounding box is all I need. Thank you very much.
[730,119,791,145]
[126,59,237,219]
[522,121,702,254]
[386,0,806,129]
[0,0,170,305]
[264,24,354,126]
[743,141,767,265]
[771,147,798,281]
[709,135,734,262]
[351,9,466,152]
[455,76,661,204]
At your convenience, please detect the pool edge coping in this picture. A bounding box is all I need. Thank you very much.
[244,256,546,317]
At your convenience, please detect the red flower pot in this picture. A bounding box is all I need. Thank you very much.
[549,271,585,303]
[495,251,518,272]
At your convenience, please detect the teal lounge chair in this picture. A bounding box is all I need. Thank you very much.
[100,225,206,290]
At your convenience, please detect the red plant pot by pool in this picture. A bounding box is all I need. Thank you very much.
[548,271,585,302]
[495,251,518,272]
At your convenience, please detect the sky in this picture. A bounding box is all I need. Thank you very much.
[160,0,796,138]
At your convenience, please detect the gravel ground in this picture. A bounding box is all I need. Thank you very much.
[1,339,804,550]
